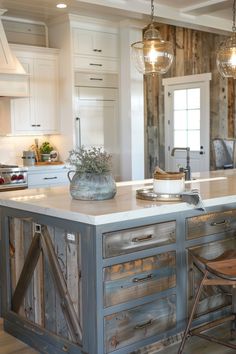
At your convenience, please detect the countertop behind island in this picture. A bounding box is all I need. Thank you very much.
[0,169,235,225]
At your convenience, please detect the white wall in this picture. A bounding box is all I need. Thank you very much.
[119,21,144,181]
[0,135,52,165]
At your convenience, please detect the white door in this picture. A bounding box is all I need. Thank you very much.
[163,73,211,173]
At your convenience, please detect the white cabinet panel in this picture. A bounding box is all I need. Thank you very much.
[9,46,60,135]
[11,57,34,132]
[74,55,118,73]
[28,168,69,188]
[73,28,118,59]
[74,72,118,88]
[75,87,120,179]
[33,58,59,132]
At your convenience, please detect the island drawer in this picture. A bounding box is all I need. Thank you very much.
[103,251,176,307]
[104,294,176,353]
[186,209,236,239]
[103,221,176,258]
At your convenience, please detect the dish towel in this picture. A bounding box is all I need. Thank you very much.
[181,189,206,212]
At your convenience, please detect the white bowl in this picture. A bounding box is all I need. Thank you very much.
[153,172,185,194]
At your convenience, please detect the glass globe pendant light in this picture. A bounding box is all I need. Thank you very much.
[217,0,236,79]
[131,0,174,75]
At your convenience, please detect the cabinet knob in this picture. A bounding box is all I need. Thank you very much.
[93,49,102,53]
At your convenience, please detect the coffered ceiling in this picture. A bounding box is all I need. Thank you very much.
[0,0,233,32]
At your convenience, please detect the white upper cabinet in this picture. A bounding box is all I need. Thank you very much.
[72,25,119,73]
[9,45,60,135]
[73,28,118,58]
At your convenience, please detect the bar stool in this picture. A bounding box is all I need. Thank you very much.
[178,249,236,353]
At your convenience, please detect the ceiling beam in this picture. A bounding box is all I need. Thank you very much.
[181,0,232,16]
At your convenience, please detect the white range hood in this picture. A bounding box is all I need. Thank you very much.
[0,9,28,97]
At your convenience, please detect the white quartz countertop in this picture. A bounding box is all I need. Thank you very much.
[0,169,236,225]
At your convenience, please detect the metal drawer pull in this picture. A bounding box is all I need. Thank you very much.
[132,274,153,283]
[132,234,153,243]
[90,78,103,81]
[134,319,153,330]
[93,49,102,52]
[89,63,103,66]
[210,220,227,226]
[43,177,58,180]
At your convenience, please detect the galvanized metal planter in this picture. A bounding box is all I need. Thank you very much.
[67,171,117,200]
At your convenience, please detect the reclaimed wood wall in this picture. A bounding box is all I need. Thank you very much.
[145,24,236,176]
[9,217,81,343]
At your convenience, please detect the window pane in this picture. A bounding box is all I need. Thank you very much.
[174,90,186,110]
[187,110,200,130]
[174,110,187,130]
[187,130,200,150]
[174,130,187,147]
[187,88,200,109]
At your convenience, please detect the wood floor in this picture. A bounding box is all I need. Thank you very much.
[0,318,38,354]
[1,317,236,354]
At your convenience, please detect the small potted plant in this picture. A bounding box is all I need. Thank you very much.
[67,146,116,200]
[39,141,54,162]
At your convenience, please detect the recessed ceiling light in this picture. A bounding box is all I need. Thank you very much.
[56,3,67,9]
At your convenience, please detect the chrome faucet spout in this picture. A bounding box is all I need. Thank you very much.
[171,147,190,156]
[171,147,191,180]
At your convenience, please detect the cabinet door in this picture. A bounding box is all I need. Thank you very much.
[33,58,59,132]
[73,28,118,59]
[11,57,35,133]
[75,88,119,177]
[11,51,59,135]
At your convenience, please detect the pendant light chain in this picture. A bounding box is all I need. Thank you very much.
[150,0,154,23]
[233,0,236,32]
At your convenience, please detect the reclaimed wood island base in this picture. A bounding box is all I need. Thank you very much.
[1,170,236,354]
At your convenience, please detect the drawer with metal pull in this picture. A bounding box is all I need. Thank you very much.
[103,251,176,307]
[104,294,176,353]
[74,55,118,73]
[103,221,176,258]
[186,209,236,239]
[74,72,118,88]
[28,170,68,188]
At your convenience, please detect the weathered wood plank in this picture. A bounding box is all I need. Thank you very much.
[186,210,236,239]
[103,221,176,258]
[104,252,176,307]
[11,230,41,315]
[144,23,233,176]
[54,227,68,339]
[105,295,176,352]
[44,225,56,334]
[41,226,82,344]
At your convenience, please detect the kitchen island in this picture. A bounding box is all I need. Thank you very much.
[1,169,236,354]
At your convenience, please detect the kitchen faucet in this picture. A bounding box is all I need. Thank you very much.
[171,147,191,180]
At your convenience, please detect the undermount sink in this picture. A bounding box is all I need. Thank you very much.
[185,176,227,184]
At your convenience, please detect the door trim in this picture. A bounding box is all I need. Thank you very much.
[163,73,212,172]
